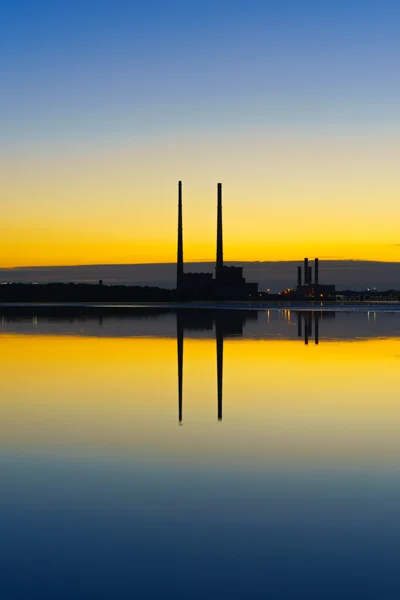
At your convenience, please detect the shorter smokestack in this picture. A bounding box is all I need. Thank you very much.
[308,266,312,286]
[314,258,319,285]
[304,258,309,284]
[297,266,302,288]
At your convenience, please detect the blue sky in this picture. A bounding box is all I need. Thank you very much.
[2,0,400,140]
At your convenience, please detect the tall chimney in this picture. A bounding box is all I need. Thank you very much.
[177,181,184,287]
[308,266,312,286]
[297,266,302,288]
[304,258,309,284]
[314,258,319,285]
[216,183,223,272]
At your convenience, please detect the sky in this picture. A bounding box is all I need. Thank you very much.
[2,0,400,267]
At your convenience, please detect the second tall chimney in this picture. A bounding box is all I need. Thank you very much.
[177,181,184,287]
[314,258,319,285]
[216,183,223,271]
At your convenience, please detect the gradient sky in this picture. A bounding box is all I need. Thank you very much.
[2,0,400,267]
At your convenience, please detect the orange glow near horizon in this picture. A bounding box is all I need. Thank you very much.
[2,128,400,268]
[3,239,400,269]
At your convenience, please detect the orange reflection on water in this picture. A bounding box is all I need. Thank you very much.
[1,333,400,467]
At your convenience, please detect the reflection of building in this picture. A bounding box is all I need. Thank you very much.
[176,182,258,300]
[296,311,336,345]
[176,309,339,422]
[176,309,257,423]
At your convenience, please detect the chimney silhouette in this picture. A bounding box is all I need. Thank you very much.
[304,258,309,284]
[314,258,319,285]
[177,181,184,287]
[308,266,312,286]
[216,183,223,272]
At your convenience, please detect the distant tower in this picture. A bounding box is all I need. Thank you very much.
[216,183,223,276]
[314,258,319,285]
[177,181,184,287]
[297,266,302,288]
[304,258,309,284]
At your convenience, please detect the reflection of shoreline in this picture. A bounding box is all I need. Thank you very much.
[1,301,400,312]
[1,308,400,342]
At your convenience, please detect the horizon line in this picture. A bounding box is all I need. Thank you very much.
[2,258,400,271]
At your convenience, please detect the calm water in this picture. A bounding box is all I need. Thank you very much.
[2,307,400,599]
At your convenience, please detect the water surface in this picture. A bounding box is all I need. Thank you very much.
[1,308,400,599]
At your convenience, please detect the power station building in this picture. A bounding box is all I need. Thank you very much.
[293,257,335,299]
[176,182,258,300]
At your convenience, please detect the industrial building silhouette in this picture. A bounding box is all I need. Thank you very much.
[176,181,258,300]
[175,181,338,300]
[292,257,336,300]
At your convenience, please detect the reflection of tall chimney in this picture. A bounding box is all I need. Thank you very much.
[297,313,302,337]
[315,313,319,345]
[216,183,223,272]
[304,258,309,284]
[177,181,184,287]
[216,326,223,421]
[297,266,302,288]
[314,258,319,285]
[177,314,184,424]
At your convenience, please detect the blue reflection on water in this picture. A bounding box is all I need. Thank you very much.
[2,454,400,599]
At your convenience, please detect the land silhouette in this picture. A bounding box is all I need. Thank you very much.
[2,260,400,292]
